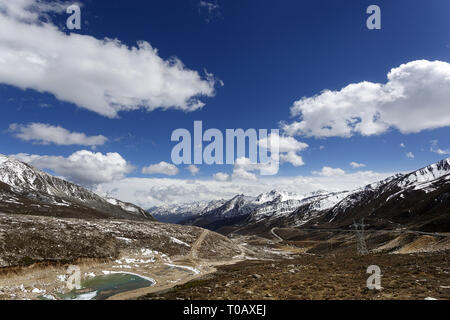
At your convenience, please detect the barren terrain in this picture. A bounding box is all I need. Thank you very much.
[0,213,247,300]
[1,214,449,300]
[140,250,450,300]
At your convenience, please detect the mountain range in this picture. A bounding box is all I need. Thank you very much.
[1,153,449,235]
[154,158,450,235]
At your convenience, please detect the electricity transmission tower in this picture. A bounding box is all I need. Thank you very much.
[352,219,369,255]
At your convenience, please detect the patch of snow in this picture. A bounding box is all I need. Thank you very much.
[32,288,45,294]
[57,275,67,282]
[115,236,133,243]
[72,291,98,300]
[170,236,191,247]
[101,271,156,284]
[165,263,200,275]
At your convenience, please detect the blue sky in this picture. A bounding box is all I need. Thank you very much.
[0,0,450,206]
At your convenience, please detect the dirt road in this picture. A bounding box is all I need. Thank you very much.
[190,230,209,260]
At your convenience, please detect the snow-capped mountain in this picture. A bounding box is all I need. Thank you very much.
[318,157,450,229]
[0,154,153,220]
[148,199,226,223]
[181,190,346,231]
[398,157,450,190]
[179,158,450,234]
[253,190,304,204]
[250,190,348,222]
[181,194,257,230]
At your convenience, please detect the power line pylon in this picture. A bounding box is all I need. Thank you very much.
[352,219,369,255]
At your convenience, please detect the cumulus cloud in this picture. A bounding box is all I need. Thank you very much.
[350,162,366,169]
[0,0,218,118]
[9,123,108,146]
[430,140,450,155]
[231,157,271,181]
[282,60,450,138]
[312,167,346,177]
[230,134,309,180]
[213,172,230,182]
[232,169,257,181]
[258,133,308,167]
[12,150,133,186]
[406,152,415,159]
[400,143,406,148]
[0,0,71,22]
[95,170,395,208]
[142,162,179,176]
[187,165,200,176]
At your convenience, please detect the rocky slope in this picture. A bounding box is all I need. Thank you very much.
[309,157,450,231]
[0,213,241,268]
[0,154,153,220]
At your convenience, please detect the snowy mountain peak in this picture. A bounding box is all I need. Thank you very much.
[0,154,9,166]
[255,190,304,204]
[400,157,450,186]
[0,154,152,220]
[184,157,450,231]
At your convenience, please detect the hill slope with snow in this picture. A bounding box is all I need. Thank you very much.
[0,154,154,220]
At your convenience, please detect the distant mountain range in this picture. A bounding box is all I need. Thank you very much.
[151,158,450,234]
[148,199,226,224]
[0,155,154,220]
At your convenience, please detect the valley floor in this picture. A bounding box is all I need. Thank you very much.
[139,249,450,300]
[1,216,449,300]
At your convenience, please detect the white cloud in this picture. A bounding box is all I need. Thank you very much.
[199,0,219,11]
[187,165,200,176]
[0,0,70,22]
[430,140,450,155]
[350,162,366,169]
[283,60,450,138]
[406,152,415,159]
[232,168,258,181]
[230,157,279,181]
[142,162,179,176]
[312,167,346,177]
[213,172,230,182]
[258,133,308,167]
[198,1,220,23]
[232,158,258,181]
[400,143,406,148]
[229,135,308,180]
[280,152,305,167]
[12,150,133,186]
[95,170,395,208]
[9,123,108,146]
[0,0,218,118]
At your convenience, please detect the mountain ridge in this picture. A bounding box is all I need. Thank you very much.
[0,154,154,221]
[158,157,450,234]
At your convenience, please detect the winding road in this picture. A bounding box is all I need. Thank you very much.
[190,229,209,260]
[271,228,284,242]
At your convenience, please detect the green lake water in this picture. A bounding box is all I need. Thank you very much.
[58,272,155,300]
